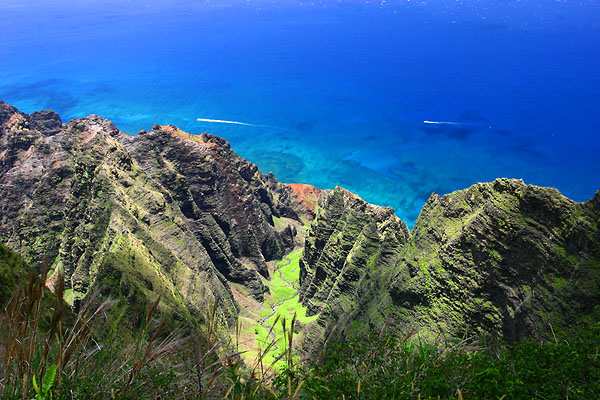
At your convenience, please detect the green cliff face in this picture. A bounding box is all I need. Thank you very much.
[2,101,598,353]
[300,179,600,349]
[299,186,411,353]
[389,179,600,341]
[0,101,306,332]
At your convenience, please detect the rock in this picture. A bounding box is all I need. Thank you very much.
[0,100,20,126]
[28,109,63,136]
[119,125,308,297]
[299,186,410,352]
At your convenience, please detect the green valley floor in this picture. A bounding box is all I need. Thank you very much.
[231,248,319,369]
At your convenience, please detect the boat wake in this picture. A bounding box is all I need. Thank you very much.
[423,120,463,125]
[196,118,261,127]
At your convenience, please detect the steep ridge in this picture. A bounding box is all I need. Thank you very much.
[387,179,600,341]
[120,125,301,294]
[2,101,599,354]
[299,186,411,353]
[300,179,600,351]
[0,101,307,331]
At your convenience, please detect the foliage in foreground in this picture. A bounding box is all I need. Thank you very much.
[1,270,598,399]
[283,324,600,400]
[0,269,240,399]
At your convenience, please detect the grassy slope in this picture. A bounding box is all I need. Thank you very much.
[235,248,319,370]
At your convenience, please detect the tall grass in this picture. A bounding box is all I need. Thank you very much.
[0,268,304,399]
[280,325,600,399]
[1,269,190,399]
[2,269,598,399]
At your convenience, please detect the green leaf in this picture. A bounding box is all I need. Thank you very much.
[42,364,57,395]
[32,374,40,394]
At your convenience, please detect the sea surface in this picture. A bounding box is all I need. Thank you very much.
[1,0,599,226]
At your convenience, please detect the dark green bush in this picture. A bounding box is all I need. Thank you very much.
[275,324,600,400]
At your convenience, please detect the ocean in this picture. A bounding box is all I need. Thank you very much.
[1,0,599,226]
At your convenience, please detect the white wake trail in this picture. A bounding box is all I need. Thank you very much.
[423,120,462,125]
[196,118,260,127]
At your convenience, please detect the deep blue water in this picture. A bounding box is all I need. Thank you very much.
[1,0,599,226]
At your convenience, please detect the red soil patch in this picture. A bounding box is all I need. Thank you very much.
[286,183,322,213]
[81,130,97,144]
[45,268,60,291]
[8,113,22,126]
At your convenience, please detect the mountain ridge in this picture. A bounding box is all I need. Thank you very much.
[0,100,312,333]
[1,101,598,352]
[298,178,600,353]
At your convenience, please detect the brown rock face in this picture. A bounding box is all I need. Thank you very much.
[119,124,303,289]
[0,101,309,328]
[28,110,63,136]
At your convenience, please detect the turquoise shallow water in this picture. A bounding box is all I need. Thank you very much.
[1,0,599,226]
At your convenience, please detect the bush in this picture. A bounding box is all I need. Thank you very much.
[276,326,600,400]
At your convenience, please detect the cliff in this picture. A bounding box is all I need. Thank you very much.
[1,101,598,352]
[298,187,410,350]
[299,178,600,351]
[0,101,308,330]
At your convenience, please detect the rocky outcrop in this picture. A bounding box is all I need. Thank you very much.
[120,125,301,291]
[299,179,600,349]
[388,178,600,341]
[0,101,308,330]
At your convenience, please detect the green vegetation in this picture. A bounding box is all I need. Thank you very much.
[272,216,289,231]
[277,248,303,283]
[0,242,30,306]
[283,325,600,400]
[257,249,319,367]
[31,364,56,400]
[240,248,319,370]
[0,269,247,400]
[2,256,599,399]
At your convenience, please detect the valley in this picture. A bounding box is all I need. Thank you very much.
[233,247,319,370]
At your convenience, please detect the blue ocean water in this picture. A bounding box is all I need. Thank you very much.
[1,0,599,226]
